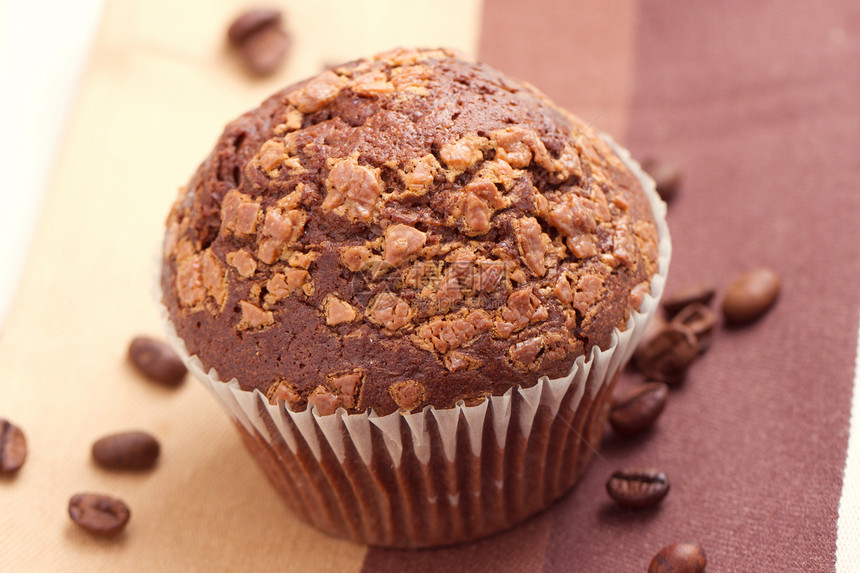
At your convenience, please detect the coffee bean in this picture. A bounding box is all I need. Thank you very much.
[662,283,716,318]
[722,267,780,325]
[92,431,160,471]
[634,323,699,384]
[0,419,27,474]
[227,8,281,45]
[128,336,187,386]
[227,8,289,76]
[648,542,707,573]
[641,158,682,202]
[628,313,668,375]
[239,26,291,76]
[606,468,670,509]
[609,383,669,436]
[671,303,716,354]
[68,493,131,538]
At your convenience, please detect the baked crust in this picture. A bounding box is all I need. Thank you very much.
[161,48,659,415]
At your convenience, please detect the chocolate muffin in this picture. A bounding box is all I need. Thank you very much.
[160,47,670,547]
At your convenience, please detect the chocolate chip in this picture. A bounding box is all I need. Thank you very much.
[606,468,670,509]
[662,283,716,318]
[671,302,716,354]
[634,323,699,384]
[128,336,187,386]
[721,267,780,325]
[68,493,131,538]
[641,158,682,202]
[0,419,27,474]
[609,383,669,436]
[92,431,160,471]
[648,542,707,573]
[227,8,289,76]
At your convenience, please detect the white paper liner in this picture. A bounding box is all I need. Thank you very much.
[157,135,671,546]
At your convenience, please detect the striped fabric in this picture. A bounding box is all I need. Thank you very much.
[0,0,858,571]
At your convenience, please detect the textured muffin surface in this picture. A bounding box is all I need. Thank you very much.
[161,48,659,415]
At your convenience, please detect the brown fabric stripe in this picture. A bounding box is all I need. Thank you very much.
[361,0,641,570]
[541,1,860,571]
[478,0,640,141]
[363,0,860,571]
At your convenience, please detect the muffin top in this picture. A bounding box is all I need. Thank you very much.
[161,48,660,415]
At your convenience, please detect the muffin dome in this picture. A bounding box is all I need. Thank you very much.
[161,47,659,415]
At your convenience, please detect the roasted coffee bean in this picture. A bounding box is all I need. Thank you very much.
[671,303,716,354]
[92,431,160,471]
[648,542,707,573]
[662,283,716,318]
[128,336,187,386]
[0,419,27,474]
[227,8,289,76]
[634,323,699,384]
[609,383,669,436]
[722,267,780,325]
[239,26,291,76]
[68,493,131,538]
[606,468,670,509]
[641,158,682,202]
[227,8,281,45]
[643,312,667,342]
[628,313,667,374]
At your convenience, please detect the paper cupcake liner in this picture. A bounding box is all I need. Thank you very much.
[159,136,671,547]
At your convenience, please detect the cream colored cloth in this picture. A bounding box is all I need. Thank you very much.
[837,315,860,572]
[0,1,480,570]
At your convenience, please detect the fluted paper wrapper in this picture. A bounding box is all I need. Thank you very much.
[160,136,671,548]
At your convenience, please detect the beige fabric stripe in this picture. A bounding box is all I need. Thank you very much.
[0,1,480,571]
